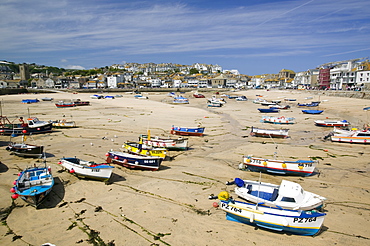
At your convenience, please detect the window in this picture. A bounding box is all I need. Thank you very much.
[281,197,296,203]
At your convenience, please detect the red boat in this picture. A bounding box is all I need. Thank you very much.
[193,93,205,98]
[55,101,76,108]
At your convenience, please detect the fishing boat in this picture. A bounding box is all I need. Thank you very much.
[250,126,289,138]
[330,129,370,144]
[10,165,54,207]
[298,102,320,107]
[302,110,323,114]
[270,105,290,110]
[6,141,44,158]
[105,151,163,171]
[21,99,39,104]
[171,125,205,136]
[261,101,277,106]
[208,96,226,105]
[140,131,188,150]
[172,96,189,104]
[236,96,248,101]
[59,157,114,181]
[314,120,349,127]
[123,141,167,159]
[253,98,266,104]
[208,101,223,107]
[0,116,53,136]
[227,178,326,210]
[193,92,205,98]
[258,108,279,113]
[72,99,90,106]
[55,101,76,108]
[240,155,317,176]
[50,119,77,128]
[261,116,295,124]
[214,192,326,236]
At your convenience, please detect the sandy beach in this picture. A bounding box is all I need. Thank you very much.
[0,89,369,246]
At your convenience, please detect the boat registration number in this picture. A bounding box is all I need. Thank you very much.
[293,217,317,223]
[91,169,100,172]
[251,159,262,164]
[298,164,313,167]
[143,160,157,164]
[221,203,242,213]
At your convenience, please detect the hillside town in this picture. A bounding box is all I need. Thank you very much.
[1,57,370,90]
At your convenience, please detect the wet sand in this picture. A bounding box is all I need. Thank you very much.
[0,89,369,245]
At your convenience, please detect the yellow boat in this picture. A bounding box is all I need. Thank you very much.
[123,142,167,159]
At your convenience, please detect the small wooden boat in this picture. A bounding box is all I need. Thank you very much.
[11,165,54,207]
[21,99,39,104]
[302,110,323,114]
[270,105,290,110]
[50,119,77,128]
[6,142,44,158]
[55,101,76,108]
[171,125,205,136]
[240,155,317,176]
[258,108,279,113]
[123,141,167,159]
[59,157,114,181]
[250,126,289,138]
[172,96,189,104]
[314,120,349,127]
[106,151,163,171]
[193,93,205,98]
[90,94,103,99]
[140,131,188,150]
[227,178,326,210]
[298,102,320,107]
[330,129,370,144]
[236,96,248,101]
[41,97,53,101]
[214,192,326,236]
[0,116,53,136]
[72,99,90,106]
[261,116,295,124]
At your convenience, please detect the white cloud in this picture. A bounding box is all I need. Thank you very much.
[64,65,85,70]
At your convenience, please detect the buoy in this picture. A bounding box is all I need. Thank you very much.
[298,165,304,169]
[218,191,230,201]
[246,159,251,163]
[58,161,62,165]
[105,153,109,156]
[10,187,16,193]
[323,149,328,152]
[11,194,19,199]
[263,161,267,166]
[18,172,22,176]
[212,202,219,208]
[250,213,254,223]
[37,128,40,130]
[123,159,128,164]
[282,163,287,168]
[70,169,75,174]
[114,156,119,160]
[22,130,27,134]
[13,180,17,185]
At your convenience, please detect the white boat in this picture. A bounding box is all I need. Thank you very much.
[214,192,326,236]
[240,155,317,176]
[235,96,247,101]
[314,120,349,127]
[330,128,370,144]
[59,157,114,181]
[228,178,326,210]
[140,131,188,150]
[261,116,295,124]
[253,98,266,104]
[250,126,289,138]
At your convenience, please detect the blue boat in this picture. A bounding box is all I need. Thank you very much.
[172,96,189,104]
[171,125,205,136]
[258,108,279,113]
[302,110,323,114]
[11,166,54,207]
[298,102,320,107]
[21,99,39,104]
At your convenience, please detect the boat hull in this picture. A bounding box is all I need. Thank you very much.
[315,120,349,127]
[221,200,325,236]
[106,151,162,171]
[13,166,54,207]
[331,135,370,144]
[250,127,289,138]
[258,108,279,113]
[171,126,205,136]
[60,157,114,181]
[241,156,316,176]
[261,116,295,124]
[0,123,53,135]
[302,110,323,114]
[6,143,44,158]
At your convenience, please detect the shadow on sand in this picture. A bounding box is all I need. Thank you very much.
[38,177,65,209]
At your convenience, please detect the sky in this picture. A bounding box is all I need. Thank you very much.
[1,0,370,75]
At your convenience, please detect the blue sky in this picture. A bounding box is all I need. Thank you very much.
[1,0,370,75]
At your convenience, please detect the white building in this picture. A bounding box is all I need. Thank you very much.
[356,70,370,89]
[107,75,123,88]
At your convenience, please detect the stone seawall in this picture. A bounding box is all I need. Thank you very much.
[308,90,370,100]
